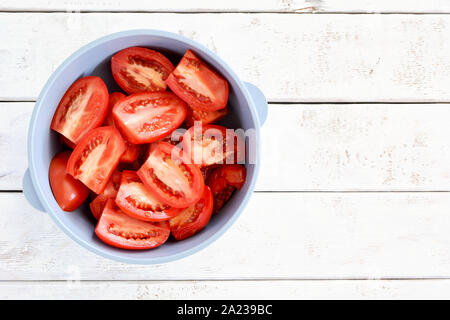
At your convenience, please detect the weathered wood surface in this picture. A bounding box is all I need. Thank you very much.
[2,280,450,299]
[2,1,450,14]
[3,192,450,280]
[4,102,450,192]
[3,13,450,102]
[2,4,450,299]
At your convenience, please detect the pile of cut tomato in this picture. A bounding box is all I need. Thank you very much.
[48,47,246,250]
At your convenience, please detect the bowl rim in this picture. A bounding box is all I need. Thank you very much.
[28,29,261,264]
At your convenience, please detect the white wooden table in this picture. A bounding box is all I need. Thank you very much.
[3,0,450,299]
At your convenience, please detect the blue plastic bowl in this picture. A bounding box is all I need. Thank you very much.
[22,30,267,264]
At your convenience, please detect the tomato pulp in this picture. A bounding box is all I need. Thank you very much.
[169,186,213,240]
[95,199,170,250]
[115,170,182,222]
[51,76,109,145]
[137,142,204,208]
[113,91,187,144]
[182,124,245,167]
[111,47,174,94]
[67,126,126,194]
[206,164,246,214]
[166,50,229,111]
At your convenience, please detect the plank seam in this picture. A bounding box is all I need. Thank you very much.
[2,278,450,282]
[3,11,450,14]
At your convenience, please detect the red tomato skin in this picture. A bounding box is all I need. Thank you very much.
[59,134,76,149]
[119,143,141,163]
[102,92,142,163]
[169,186,213,240]
[166,50,229,111]
[200,164,219,180]
[115,171,182,222]
[95,200,170,250]
[137,142,205,208]
[49,151,90,211]
[66,126,126,194]
[111,47,174,94]
[113,91,187,144]
[103,92,127,126]
[206,165,246,214]
[51,76,109,144]
[89,170,122,219]
[185,105,228,127]
[90,194,108,220]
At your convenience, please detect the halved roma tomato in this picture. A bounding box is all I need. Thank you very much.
[137,142,204,208]
[206,164,246,214]
[49,151,90,211]
[95,199,170,250]
[182,124,245,167]
[67,126,126,194]
[89,169,122,219]
[166,50,229,111]
[103,92,142,163]
[51,76,109,145]
[169,186,213,240]
[184,105,228,127]
[113,91,187,144]
[115,170,182,222]
[111,47,174,94]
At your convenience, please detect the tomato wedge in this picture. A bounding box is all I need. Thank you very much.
[95,199,170,250]
[137,142,204,208]
[51,76,109,145]
[169,186,213,240]
[89,170,122,219]
[49,151,90,211]
[185,105,228,127]
[115,171,182,222]
[206,165,246,214]
[103,92,142,163]
[113,91,187,144]
[182,124,245,167]
[166,50,229,111]
[67,126,126,194]
[111,47,174,94]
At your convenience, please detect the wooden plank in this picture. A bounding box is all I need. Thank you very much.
[3,191,450,280]
[2,1,450,13]
[0,103,30,191]
[2,13,450,102]
[2,280,450,299]
[6,102,450,192]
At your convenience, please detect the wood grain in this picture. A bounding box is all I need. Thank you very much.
[2,3,450,297]
[2,280,450,299]
[3,192,450,280]
[2,0,450,13]
[6,102,450,192]
[2,13,450,102]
